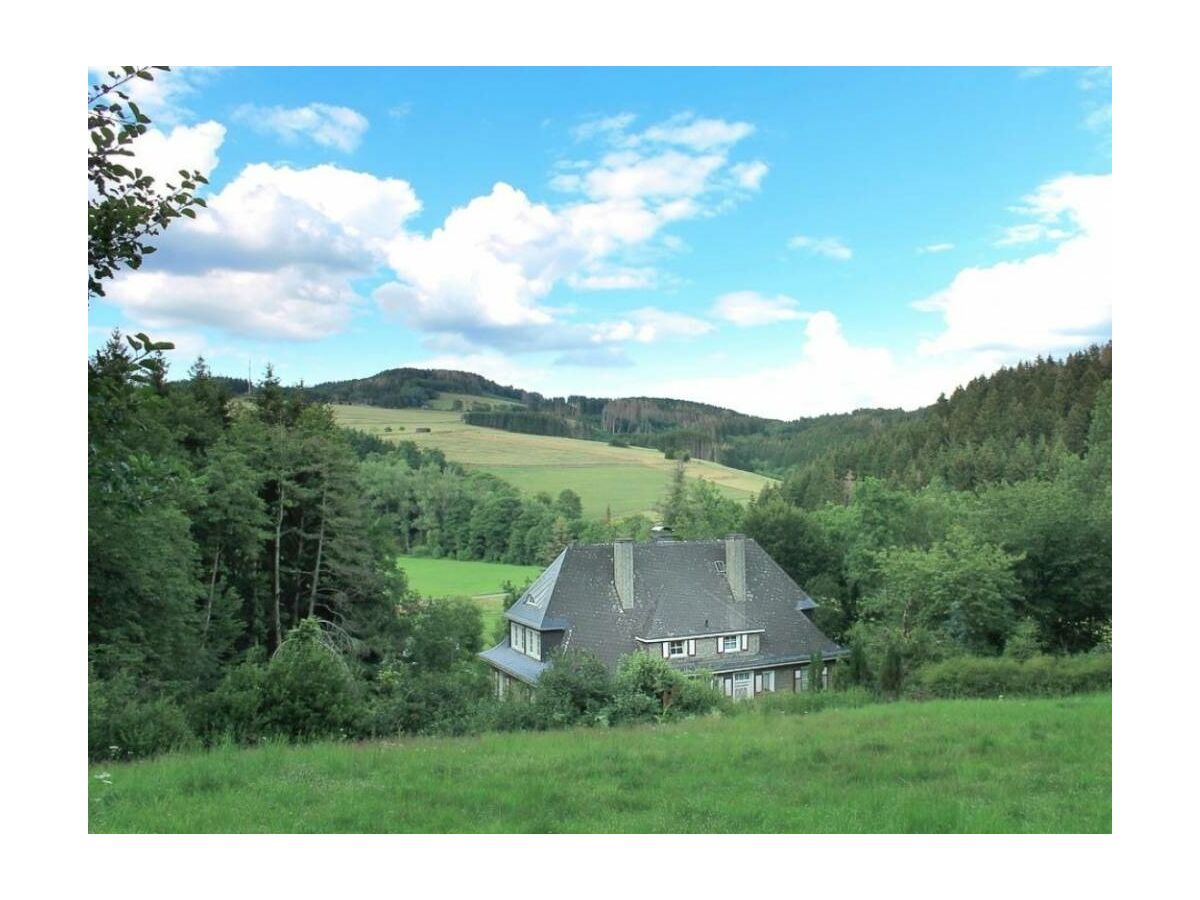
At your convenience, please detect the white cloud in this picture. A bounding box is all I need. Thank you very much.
[636,112,755,151]
[567,266,660,291]
[1018,67,1050,79]
[235,103,369,152]
[914,172,1111,357]
[917,242,955,254]
[711,291,806,327]
[124,121,226,185]
[995,223,1070,245]
[658,311,1001,418]
[788,234,853,261]
[91,66,215,126]
[730,160,769,190]
[102,163,421,340]
[572,113,637,141]
[589,307,714,344]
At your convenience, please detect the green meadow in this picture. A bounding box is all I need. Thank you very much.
[88,694,1111,833]
[397,555,543,640]
[331,403,776,519]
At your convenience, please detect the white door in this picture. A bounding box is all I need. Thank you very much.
[732,671,753,701]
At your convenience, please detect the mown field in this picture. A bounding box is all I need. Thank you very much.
[397,555,543,641]
[88,694,1111,833]
[331,404,776,519]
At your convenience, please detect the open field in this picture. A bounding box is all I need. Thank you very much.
[332,404,777,519]
[88,694,1110,833]
[397,555,542,641]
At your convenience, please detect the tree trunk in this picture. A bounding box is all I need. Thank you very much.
[272,477,285,651]
[308,480,328,618]
[203,546,222,638]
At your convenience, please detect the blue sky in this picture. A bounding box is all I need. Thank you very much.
[88,66,1111,417]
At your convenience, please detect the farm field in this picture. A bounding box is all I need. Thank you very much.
[88,694,1111,833]
[332,403,777,519]
[397,555,542,641]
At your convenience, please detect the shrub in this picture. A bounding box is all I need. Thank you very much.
[190,651,268,743]
[89,675,196,761]
[1004,619,1043,660]
[260,618,363,739]
[909,653,1111,699]
[608,437,630,448]
[612,653,720,723]
[365,661,491,736]
[533,649,613,727]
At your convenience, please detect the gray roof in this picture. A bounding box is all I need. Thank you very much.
[479,640,550,685]
[480,537,843,679]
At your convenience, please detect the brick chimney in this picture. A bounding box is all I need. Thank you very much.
[725,533,747,602]
[614,538,634,609]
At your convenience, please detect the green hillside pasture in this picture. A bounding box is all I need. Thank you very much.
[331,404,776,519]
[89,694,1110,833]
[425,391,524,411]
[397,555,542,641]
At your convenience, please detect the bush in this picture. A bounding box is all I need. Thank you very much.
[89,675,196,761]
[190,652,268,743]
[612,653,720,723]
[533,649,613,727]
[260,618,363,739]
[365,661,491,737]
[909,653,1111,699]
[608,437,629,448]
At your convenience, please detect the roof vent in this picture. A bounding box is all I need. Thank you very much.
[650,523,676,542]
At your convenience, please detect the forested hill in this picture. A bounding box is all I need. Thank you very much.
[305,368,528,408]
[757,343,1112,506]
[297,346,1112,491]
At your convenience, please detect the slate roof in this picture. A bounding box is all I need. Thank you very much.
[480,537,844,681]
[479,640,550,684]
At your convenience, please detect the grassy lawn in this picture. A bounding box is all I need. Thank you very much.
[88,694,1111,833]
[396,555,543,642]
[331,404,776,519]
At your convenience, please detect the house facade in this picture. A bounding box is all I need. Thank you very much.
[480,533,847,701]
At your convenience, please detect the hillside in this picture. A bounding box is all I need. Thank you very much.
[88,694,1111,833]
[332,404,776,519]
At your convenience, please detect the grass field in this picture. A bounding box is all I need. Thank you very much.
[88,694,1111,833]
[397,555,543,641]
[332,404,776,519]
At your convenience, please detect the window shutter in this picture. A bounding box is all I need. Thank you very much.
[662,642,670,659]
[716,637,723,654]
[755,673,762,693]
[687,639,696,656]
[724,676,733,697]
[740,633,748,651]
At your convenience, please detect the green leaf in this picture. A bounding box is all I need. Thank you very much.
[125,336,142,351]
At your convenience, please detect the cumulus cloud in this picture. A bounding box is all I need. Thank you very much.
[788,234,853,261]
[124,121,226,186]
[375,111,762,350]
[711,291,806,327]
[102,163,421,340]
[235,102,370,152]
[914,172,1111,357]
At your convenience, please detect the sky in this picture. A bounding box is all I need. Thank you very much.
[87,66,1112,419]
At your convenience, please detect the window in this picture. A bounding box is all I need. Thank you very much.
[713,560,726,574]
[510,622,522,652]
[821,665,829,690]
[722,635,740,653]
[795,667,809,691]
[527,629,541,660]
[668,640,686,658]
[761,671,775,692]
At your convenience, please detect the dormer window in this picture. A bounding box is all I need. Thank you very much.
[722,635,740,653]
[668,640,686,658]
[509,622,541,661]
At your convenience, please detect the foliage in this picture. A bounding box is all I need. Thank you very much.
[88,67,209,297]
[89,673,196,761]
[909,653,1111,699]
[532,649,614,727]
[259,618,362,739]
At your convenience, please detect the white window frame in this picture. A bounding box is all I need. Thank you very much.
[762,670,775,692]
[510,622,522,652]
[667,640,686,658]
[796,667,809,691]
[722,635,740,653]
[527,629,541,661]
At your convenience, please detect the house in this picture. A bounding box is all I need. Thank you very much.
[479,533,847,701]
